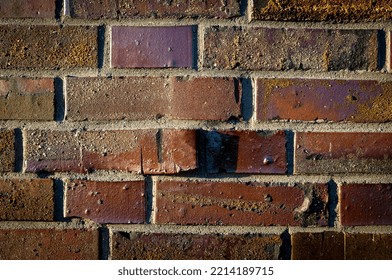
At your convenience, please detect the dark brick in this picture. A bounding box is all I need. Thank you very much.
[0,0,55,18]
[346,233,392,260]
[0,25,97,69]
[0,78,54,120]
[67,76,241,121]
[295,132,392,174]
[65,180,145,224]
[111,231,282,260]
[0,228,99,259]
[111,26,194,68]
[257,79,392,122]
[252,0,392,22]
[0,129,14,172]
[204,26,378,71]
[0,179,53,221]
[206,130,287,174]
[292,232,344,260]
[156,180,328,226]
[70,0,241,19]
[340,184,392,226]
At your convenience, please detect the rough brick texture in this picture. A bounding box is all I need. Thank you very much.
[0,0,55,18]
[65,180,145,224]
[340,184,392,226]
[204,27,378,71]
[346,233,392,260]
[257,79,392,123]
[111,231,282,260]
[0,179,53,221]
[0,26,97,69]
[295,132,392,174]
[111,26,194,68]
[67,76,241,121]
[0,78,54,120]
[0,129,14,172]
[156,180,328,226]
[206,130,287,174]
[0,228,99,260]
[70,0,241,19]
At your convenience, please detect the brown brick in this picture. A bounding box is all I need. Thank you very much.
[292,232,344,260]
[0,78,54,120]
[111,26,194,68]
[67,76,241,121]
[346,233,392,260]
[0,179,53,221]
[70,0,241,19]
[0,26,97,69]
[204,26,378,71]
[257,79,392,123]
[253,0,392,22]
[156,180,328,226]
[0,129,14,172]
[111,231,282,260]
[206,130,287,174]
[340,184,392,226]
[65,180,145,224]
[0,228,99,259]
[295,132,392,174]
[0,0,55,18]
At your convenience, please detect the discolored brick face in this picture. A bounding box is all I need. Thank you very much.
[0,0,55,18]
[111,231,282,260]
[0,25,98,69]
[0,129,14,172]
[346,233,392,260]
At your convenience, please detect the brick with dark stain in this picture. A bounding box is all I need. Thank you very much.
[0,0,55,18]
[0,129,14,172]
[346,233,392,260]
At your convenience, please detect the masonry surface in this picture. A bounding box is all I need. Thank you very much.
[0,0,391,260]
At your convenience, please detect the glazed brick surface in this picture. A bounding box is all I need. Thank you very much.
[346,233,392,260]
[0,129,14,172]
[0,0,55,18]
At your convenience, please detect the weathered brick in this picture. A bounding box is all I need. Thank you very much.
[253,0,392,22]
[111,26,194,68]
[156,180,328,226]
[0,179,53,221]
[111,231,282,260]
[67,76,241,121]
[346,233,392,260]
[204,27,378,71]
[26,129,197,174]
[0,129,14,172]
[65,180,145,224]
[0,0,55,18]
[0,78,54,120]
[257,79,392,122]
[295,132,392,174]
[206,130,287,174]
[0,228,99,259]
[292,232,344,260]
[0,26,97,69]
[340,184,392,226]
[70,0,241,19]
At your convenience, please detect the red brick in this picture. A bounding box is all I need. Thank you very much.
[155,180,328,226]
[292,232,344,260]
[204,27,378,71]
[206,130,287,174]
[70,0,241,19]
[111,26,194,68]
[0,78,54,120]
[295,132,392,174]
[0,129,14,172]
[111,231,282,260]
[67,76,241,121]
[340,184,392,226]
[0,0,55,18]
[346,233,392,260]
[0,179,53,221]
[257,79,392,123]
[0,228,99,259]
[26,129,197,174]
[0,26,97,69]
[65,180,145,224]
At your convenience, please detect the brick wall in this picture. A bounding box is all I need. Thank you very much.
[0,0,391,260]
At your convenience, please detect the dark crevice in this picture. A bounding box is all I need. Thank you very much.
[285,130,294,175]
[279,229,291,260]
[145,176,153,224]
[55,0,63,20]
[14,128,23,172]
[192,25,198,69]
[240,78,253,122]
[377,30,386,70]
[54,77,65,122]
[156,129,163,164]
[53,179,69,222]
[98,25,106,69]
[99,226,110,260]
[327,180,339,227]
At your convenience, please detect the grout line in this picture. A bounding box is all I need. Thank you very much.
[197,23,205,71]
[151,177,158,224]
